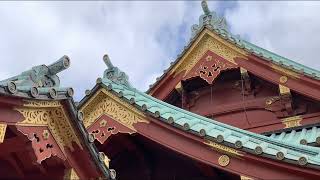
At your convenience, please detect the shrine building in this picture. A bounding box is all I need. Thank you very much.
[1,1,320,179]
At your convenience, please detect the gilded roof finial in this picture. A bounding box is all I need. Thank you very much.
[102,54,131,87]
[201,0,210,15]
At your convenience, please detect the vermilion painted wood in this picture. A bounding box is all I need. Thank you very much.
[88,114,135,144]
[64,142,102,179]
[128,118,320,179]
[235,56,320,101]
[89,110,319,178]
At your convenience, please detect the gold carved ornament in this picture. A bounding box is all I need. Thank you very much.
[281,116,302,128]
[218,155,230,167]
[15,100,82,154]
[194,55,238,84]
[279,76,288,83]
[279,84,290,95]
[170,29,248,77]
[204,140,243,157]
[0,123,7,143]
[80,88,147,130]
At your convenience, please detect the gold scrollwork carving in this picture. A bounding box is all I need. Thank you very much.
[22,100,62,108]
[15,104,82,153]
[0,123,7,143]
[218,155,230,167]
[281,116,302,128]
[204,140,243,157]
[171,29,248,77]
[81,89,147,130]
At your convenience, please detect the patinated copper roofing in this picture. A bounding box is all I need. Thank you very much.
[264,125,320,146]
[0,56,73,99]
[81,55,320,169]
[147,1,320,93]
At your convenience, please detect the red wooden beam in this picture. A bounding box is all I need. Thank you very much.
[0,136,32,156]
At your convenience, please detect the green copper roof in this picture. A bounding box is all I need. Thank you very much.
[92,56,320,169]
[241,40,320,78]
[267,127,320,146]
[0,56,74,99]
[147,1,320,92]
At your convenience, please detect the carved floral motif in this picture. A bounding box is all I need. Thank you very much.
[218,155,230,167]
[81,89,147,130]
[17,126,65,163]
[171,30,247,77]
[89,117,135,144]
[195,55,237,84]
[15,101,82,163]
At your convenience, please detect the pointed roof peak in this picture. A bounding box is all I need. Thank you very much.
[191,1,229,37]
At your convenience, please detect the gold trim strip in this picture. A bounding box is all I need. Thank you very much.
[281,116,302,128]
[204,140,243,157]
[0,123,7,143]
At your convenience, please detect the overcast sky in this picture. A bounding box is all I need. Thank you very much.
[1,1,320,100]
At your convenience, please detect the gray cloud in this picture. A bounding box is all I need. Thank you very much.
[1,1,318,101]
[225,1,320,71]
[0,1,203,100]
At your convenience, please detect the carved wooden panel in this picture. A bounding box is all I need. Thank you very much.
[81,89,148,130]
[88,115,135,144]
[184,50,238,84]
[17,126,65,163]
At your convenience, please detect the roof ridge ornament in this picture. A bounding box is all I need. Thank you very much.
[0,55,69,88]
[191,0,229,37]
[103,54,132,88]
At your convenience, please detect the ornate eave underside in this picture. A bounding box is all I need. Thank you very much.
[78,77,320,171]
[0,95,111,179]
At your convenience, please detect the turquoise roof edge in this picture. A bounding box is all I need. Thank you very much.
[267,127,320,146]
[100,75,320,167]
[241,39,320,78]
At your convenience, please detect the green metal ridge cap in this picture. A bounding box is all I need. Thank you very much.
[241,40,320,78]
[0,56,74,99]
[136,84,320,154]
[101,79,320,166]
